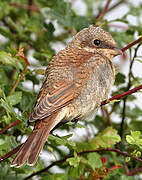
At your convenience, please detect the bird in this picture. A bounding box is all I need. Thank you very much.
[11,26,122,167]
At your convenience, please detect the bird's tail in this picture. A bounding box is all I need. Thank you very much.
[11,114,58,167]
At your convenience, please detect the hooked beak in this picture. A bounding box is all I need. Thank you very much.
[112,47,123,56]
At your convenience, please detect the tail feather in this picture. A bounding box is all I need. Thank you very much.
[11,114,58,167]
[27,127,48,165]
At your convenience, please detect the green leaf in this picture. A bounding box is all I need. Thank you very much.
[126,106,142,119]
[44,22,55,40]
[48,134,76,148]
[0,27,14,40]
[77,127,121,151]
[130,121,142,131]
[50,136,66,145]
[76,123,86,129]
[89,127,121,149]
[7,91,22,106]
[115,73,126,85]
[88,152,102,169]
[68,164,84,178]
[0,1,10,19]
[0,51,23,70]
[41,174,68,180]
[126,135,135,144]
[24,16,44,33]
[136,151,141,158]
[66,152,80,167]
[131,131,141,139]
[109,99,120,104]
[135,58,142,63]
[0,136,14,152]
[125,157,131,162]
[72,16,91,31]
[0,98,15,114]
[128,5,142,16]
[41,1,73,28]
[126,131,142,149]
[66,122,74,126]
[0,68,8,84]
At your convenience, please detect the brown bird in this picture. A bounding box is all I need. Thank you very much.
[11,26,122,167]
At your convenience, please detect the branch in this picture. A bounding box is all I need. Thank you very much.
[9,3,40,11]
[9,46,30,95]
[124,161,130,175]
[97,0,112,21]
[16,46,30,66]
[101,84,142,105]
[27,0,33,16]
[23,148,142,180]
[126,166,142,176]
[109,24,128,30]
[0,144,23,163]
[0,120,21,135]
[107,0,127,13]
[121,37,142,52]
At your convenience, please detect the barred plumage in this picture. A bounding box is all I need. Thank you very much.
[11,26,122,167]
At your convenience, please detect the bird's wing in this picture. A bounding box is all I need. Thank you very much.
[29,81,77,122]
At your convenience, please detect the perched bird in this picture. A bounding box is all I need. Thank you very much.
[11,26,122,167]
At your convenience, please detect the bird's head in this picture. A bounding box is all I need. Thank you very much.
[68,26,122,59]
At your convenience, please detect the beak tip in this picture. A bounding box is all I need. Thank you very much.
[114,47,123,56]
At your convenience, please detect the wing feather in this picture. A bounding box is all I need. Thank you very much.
[29,82,76,122]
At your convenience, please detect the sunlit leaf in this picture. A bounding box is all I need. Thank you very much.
[88,152,102,169]
[7,91,22,106]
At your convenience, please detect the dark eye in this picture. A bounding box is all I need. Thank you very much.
[93,39,101,46]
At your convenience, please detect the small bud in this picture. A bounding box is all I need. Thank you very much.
[101,156,107,164]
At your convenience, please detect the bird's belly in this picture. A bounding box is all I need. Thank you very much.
[65,61,115,121]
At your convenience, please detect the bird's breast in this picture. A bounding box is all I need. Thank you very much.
[65,57,115,121]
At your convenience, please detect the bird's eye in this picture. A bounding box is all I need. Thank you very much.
[93,39,101,46]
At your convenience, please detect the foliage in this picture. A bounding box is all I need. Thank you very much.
[0,0,142,179]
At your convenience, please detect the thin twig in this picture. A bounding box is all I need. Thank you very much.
[9,67,27,95]
[120,97,127,137]
[119,44,141,137]
[108,102,118,116]
[97,0,112,21]
[124,161,130,175]
[101,107,112,126]
[0,120,21,135]
[23,148,142,180]
[9,46,30,95]
[126,166,142,176]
